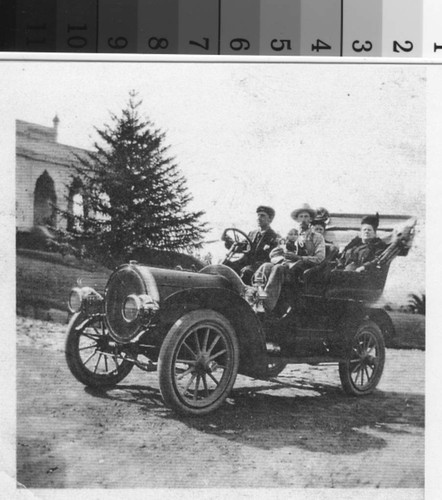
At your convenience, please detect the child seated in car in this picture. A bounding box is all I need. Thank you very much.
[246,228,302,308]
[268,228,306,266]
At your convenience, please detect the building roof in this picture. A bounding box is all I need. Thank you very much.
[16,119,91,168]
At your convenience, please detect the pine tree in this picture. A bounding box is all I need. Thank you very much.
[68,91,207,260]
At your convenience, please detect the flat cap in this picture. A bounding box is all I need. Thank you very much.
[256,205,275,219]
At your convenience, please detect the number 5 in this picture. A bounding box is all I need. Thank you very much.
[271,39,292,52]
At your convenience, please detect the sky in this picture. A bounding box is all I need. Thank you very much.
[1,60,426,303]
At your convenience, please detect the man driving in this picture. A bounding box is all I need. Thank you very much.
[224,205,279,284]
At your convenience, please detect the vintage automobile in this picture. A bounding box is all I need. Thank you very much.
[65,216,416,416]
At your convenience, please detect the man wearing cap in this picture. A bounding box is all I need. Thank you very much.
[224,205,279,284]
[253,203,325,313]
[336,213,387,272]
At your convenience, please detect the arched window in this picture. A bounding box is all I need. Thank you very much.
[34,170,57,227]
[67,178,85,232]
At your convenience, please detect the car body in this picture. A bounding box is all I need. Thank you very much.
[65,216,416,416]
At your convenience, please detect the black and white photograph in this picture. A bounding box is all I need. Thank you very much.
[1,57,438,498]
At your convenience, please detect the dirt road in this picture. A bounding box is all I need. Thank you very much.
[16,317,424,490]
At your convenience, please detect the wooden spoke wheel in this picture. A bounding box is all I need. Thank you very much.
[158,310,239,416]
[65,313,134,388]
[339,320,385,396]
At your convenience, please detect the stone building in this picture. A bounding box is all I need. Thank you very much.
[16,117,90,232]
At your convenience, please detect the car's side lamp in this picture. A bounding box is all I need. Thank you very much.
[68,287,103,314]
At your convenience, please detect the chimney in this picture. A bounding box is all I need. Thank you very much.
[53,114,60,142]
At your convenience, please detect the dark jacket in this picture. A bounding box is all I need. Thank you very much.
[246,228,279,267]
[337,236,387,271]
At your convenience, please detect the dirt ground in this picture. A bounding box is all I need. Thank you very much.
[15,316,424,493]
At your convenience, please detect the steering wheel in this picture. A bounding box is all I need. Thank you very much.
[221,228,253,264]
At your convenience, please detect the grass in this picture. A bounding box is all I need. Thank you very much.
[387,311,425,350]
[17,252,111,312]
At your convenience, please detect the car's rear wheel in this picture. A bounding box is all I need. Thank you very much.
[339,320,385,396]
[65,312,134,388]
[158,310,239,416]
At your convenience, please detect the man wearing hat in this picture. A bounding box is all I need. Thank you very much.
[288,203,326,270]
[253,203,325,313]
[224,205,279,284]
[336,213,387,272]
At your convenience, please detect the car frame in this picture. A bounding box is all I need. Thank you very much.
[65,216,416,416]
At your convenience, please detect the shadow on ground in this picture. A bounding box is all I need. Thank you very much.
[89,377,424,456]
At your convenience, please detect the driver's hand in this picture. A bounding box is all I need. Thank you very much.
[223,236,234,249]
[236,241,248,252]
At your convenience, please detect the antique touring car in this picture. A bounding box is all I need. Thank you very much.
[65,216,416,416]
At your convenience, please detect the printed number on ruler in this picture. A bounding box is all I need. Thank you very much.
[189,38,209,50]
[393,41,413,53]
[352,40,373,53]
[148,37,169,50]
[108,37,128,49]
[312,39,331,52]
[26,24,47,48]
[67,24,88,49]
[230,38,250,51]
[271,39,292,52]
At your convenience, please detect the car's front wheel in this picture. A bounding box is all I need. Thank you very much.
[65,312,135,388]
[339,319,385,396]
[158,309,239,416]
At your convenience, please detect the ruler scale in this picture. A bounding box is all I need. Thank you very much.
[220,0,260,56]
[3,0,441,58]
[97,0,138,53]
[178,0,219,55]
[56,0,98,53]
[300,0,342,57]
[138,0,179,54]
[259,0,301,56]
[15,0,57,52]
[382,0,423,57]
[342,0,383,57]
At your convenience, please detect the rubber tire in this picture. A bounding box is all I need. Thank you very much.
[158,309,239,416]
[65,312,134,389]
[339,319,385,396]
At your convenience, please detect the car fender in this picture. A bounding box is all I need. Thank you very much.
[156,287,268,378]
[367,308,396,344]
[328,301,392,350]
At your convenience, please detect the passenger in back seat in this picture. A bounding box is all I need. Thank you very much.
[336,213,387,272]
[311,217,338,258]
